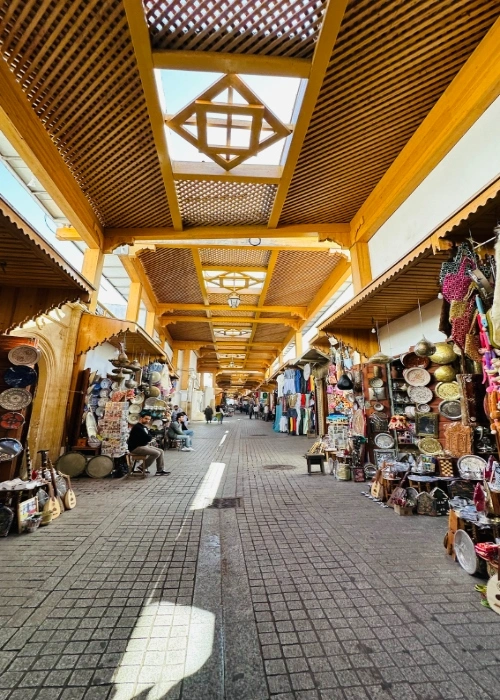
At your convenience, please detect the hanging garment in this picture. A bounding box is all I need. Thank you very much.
[280,415,288,432]
[284,369,296,395]
[273,404,283,432]
[276,373,285,398]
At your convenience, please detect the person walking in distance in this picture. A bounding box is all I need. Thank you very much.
[127,414,169,475]
[204,406,213,424]
[249,402,255,419]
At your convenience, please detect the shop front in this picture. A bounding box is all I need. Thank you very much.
[0,199,92,535]
[310,187,500,600]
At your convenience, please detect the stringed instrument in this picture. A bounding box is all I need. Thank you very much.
[38,450,62,519]
[58,470,76,510]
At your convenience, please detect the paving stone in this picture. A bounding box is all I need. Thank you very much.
[0,420,498,699]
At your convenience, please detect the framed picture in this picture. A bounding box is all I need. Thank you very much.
[416,412,439,437]
[17,496,38,533]
[373,449,396,468]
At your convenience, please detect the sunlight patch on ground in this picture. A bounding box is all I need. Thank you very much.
[112,602,215,700]
[190,462,226,511]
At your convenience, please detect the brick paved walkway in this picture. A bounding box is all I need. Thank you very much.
[1,417,499,700]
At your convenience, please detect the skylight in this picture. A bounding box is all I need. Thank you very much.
[158,70,302,167]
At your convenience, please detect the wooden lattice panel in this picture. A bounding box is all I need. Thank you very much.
[279,0,500,224]
[200,249,270,267]
[211,310,256,318]
[208,293,260,306]
[0,2,172,228]
[145,0,326,58]
[138,249,204,303]
[265,251,343,306]
[175,180,277,227]
[168,321,213,342]
[253,324,289,343]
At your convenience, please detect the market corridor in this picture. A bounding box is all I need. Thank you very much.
[1,418,499,700]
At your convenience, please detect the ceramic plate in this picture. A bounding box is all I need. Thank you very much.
[435,382,460,401]
[128,414,140,424]
[130,393,144,405]
[416,403,431,413]
[8,345,40,366]
[400,352,430,369]
[111,382,120,391]
[152,419,164,429]
[4,365,37,388]
[404,367,431,387]
[0,388,32,411]
[438,400,461,420]
[97,398,107,407]
[369,377,384,389]
[100,378,112,389]
[457,454,487,480]
[95,407,105,418]
[99,389,110,398]
[144,397,158,408]
[86,411,98,438]
[128,404,141,414]
[373,402,385,411]
[407,386,433,404]
[374,433,395,449]
[418,437,442,455]
[454,530,480,574]
[0,412,25,430]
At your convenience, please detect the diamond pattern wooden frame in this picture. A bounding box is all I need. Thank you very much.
[167,74,292,171]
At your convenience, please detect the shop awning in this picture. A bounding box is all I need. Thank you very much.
[0,198,92,332]
[293,348,330,366]
[319,177,500,356]
[76,313,167,361]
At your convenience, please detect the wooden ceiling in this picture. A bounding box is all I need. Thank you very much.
[1,1,499,384]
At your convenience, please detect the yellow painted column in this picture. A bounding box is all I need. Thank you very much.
[145,310,156,336]
[350,240,372,295]
[126,281,142,322]
[81,248,104,312]
[295,331,303,359]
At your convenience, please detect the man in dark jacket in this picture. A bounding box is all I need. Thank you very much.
[167,416,194,451]
[128,415,169,475]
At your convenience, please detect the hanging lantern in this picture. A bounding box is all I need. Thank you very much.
[367,351,391,365]
[414,336,436,357]
[227,292,241,309]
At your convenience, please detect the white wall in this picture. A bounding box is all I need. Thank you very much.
[378,298,446,356]
[85,342,117,377]
[368,96,500,279]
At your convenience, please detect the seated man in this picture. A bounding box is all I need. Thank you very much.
[127,414,169,475]
[168,414,194,451]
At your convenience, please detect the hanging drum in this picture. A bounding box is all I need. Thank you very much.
[86,455,114,479]
[56,452,87,477]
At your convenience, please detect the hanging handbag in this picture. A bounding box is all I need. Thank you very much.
[464,311,482,362]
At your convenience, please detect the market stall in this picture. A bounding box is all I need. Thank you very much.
[64,313,173,478]
[0,198,92,536]
[314,192,500,602]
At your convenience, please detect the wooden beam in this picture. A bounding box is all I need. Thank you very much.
[202,265,269,273]
[349,241,372,294]
[172,161,281,184]
[103,224,350,251]
[164,316,300,328]
[122,0,182,230]
[0,60,103,249]
[81,248,104,312]
[152,49,311,78]
[268,0,349,227]
[119,254,157,312]
[351,16,500,244]
[306,257,351,320]
[157,303,306,318]
[126,281,142,322]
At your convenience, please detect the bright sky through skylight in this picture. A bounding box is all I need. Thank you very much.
[159,70,302,166]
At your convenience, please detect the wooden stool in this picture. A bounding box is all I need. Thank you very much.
[125,453,148,478]
[167,437,183,449]
[305,453,325,474]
